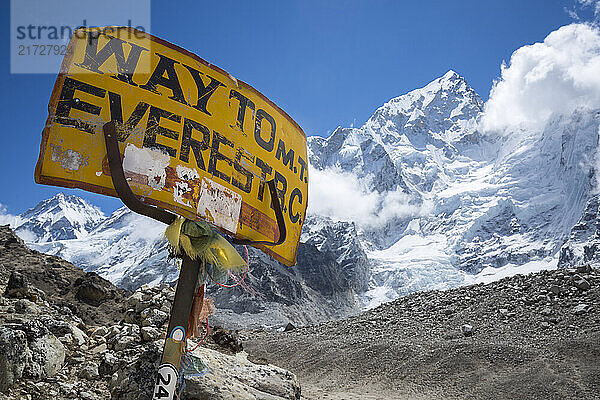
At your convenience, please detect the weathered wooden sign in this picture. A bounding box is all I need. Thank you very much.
[35,27,308,266]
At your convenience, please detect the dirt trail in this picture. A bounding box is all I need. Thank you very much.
[246,267,600,399]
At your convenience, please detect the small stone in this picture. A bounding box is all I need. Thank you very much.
[461,324,473,337]
[126,291,144,308]
[541,322,550,329]
[284,322,296,332]
[99,352,118,376]
[90,343,107,354]
[14,298,41,315]
[541,307,553,316]
[141,327,161,342]
[69,324,88,346]
[499,308,509,314]
[549,285,560,295]
[574,278,591,291]
[92,326,108,338]
[113,335,136,351]
[79,391,96,400]
[572,304,589,315]
[79,363,99,380]
[141,309,168,327]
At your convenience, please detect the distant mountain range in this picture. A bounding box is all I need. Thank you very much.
[8,70,600,325]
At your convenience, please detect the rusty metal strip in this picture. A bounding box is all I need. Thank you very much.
[103,121,176,226]
[230,179,287,247]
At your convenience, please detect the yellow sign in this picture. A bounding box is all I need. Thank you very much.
[35,27,308,266]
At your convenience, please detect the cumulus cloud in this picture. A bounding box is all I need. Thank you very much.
[0,204,22,228]
[480,23,600,133]
[308,166,427,227]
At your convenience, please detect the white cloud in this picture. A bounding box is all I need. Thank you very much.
[307,166,426,227]
[0,204,22,228]
[578,0,600,18]
[480,23,600,133]
[566,1,600,21]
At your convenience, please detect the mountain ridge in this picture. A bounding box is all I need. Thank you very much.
[8,70,600,318]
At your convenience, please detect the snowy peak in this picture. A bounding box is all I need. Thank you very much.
[308,70,485,195]
[14,193,105,242]
[365,70,483,145]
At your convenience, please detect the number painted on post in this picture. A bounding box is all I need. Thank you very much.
[152,364,178,400]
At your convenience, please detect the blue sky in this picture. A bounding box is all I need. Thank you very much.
[0,1,585,215]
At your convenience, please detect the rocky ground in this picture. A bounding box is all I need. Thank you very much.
[246,266,600,399]
[0,225,300,400]
[2,222,600,400]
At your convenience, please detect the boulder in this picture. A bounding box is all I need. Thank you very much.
[110,340,300,400]
[212,326,243,353]
[3,271,29,298]
[75,281,110,306]
[184,347,301,400]
[25,334,66,379]
[0,327,28,392]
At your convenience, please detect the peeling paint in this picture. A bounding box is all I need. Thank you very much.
[173,165,200,207]
[123,144,170,191]
[174,181,192,207]
[197,178,242,233]
[50,144,88,171]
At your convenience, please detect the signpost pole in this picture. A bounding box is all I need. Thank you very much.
[151,255,199,400]
[103,122,196,400]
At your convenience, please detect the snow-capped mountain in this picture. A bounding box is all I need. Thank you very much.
[16,196,368,327]
[32,207,177,290]
[12,193,104,242]
[9,65,600,317]
[308,70,600,308]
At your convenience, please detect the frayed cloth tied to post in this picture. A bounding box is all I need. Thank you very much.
[164,217,246,337]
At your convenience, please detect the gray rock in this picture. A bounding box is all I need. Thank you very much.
[574,278,591,291]
[141,309,168,328]
[0,327,28,392]
[184,347,301,400]
[92,326,108,338]
[79,363,99,380]
[3,271,29,299]
[25,334,66,379]
[14,298,41,315]
[140,327,161,342]
[75,280,110,306]
[99,352,118,377]
[109,340,300,400]
[461,324,473,337]
[113,335,136,352]
[541,307,553,316]
[284,322,296,332]
[572,304,589,315]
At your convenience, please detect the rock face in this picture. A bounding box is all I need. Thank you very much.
[0,225,301,399]
[558,194,600,269]
[307,71,600,308]
[207,217,371,328]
